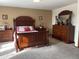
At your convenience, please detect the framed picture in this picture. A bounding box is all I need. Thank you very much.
[2,14,8,20]
[39,16,43,20]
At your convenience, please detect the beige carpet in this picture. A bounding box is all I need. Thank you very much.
[0,37,79,59]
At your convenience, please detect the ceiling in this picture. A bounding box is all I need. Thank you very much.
[0,0,77,10]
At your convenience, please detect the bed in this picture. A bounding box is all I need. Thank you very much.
[14,16,49,52]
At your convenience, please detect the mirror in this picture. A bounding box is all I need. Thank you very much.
[56,10,72,25]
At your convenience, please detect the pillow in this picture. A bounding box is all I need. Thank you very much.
[17,26,34,32]
[29,26,34,31]
[24,26,30,31]
[17,26,25,32]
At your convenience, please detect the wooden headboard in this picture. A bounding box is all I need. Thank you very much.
[14,16,35,29]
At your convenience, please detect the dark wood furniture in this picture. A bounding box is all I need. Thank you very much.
[78,34,79,48]
[0,29,13,42]
[14,16,49,52]
[78,40,79,48]
[52,25,74,43]
[17,31,48,50]
[35,27,46,31]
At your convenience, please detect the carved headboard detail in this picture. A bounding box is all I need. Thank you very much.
[14,16,35,26]
[14,16,35,29]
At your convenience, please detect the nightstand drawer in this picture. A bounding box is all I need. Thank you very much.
[0,30,13,42]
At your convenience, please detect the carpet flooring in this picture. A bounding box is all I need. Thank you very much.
[0,37,79,59]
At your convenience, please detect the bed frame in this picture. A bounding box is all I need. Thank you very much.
[14,16,35,29]
[14,16,49,52]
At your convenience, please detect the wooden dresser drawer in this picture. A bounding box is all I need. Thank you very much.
[0,30,13,42]
[52,25,74,43]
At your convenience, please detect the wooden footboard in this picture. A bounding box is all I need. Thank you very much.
[15,31,49,51]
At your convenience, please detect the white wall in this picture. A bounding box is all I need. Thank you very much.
[52,3,78,47]
[75,0,79,47]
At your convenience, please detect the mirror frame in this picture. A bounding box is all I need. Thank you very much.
[58,10,72,25]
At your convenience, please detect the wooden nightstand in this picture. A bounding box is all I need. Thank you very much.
[35,27,46,31]
[0,29,13,42]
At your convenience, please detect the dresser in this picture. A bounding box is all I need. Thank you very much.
[78,41,79,48]
[52,25,75,43]
[0,29,13,42]
[78,34,79,48]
